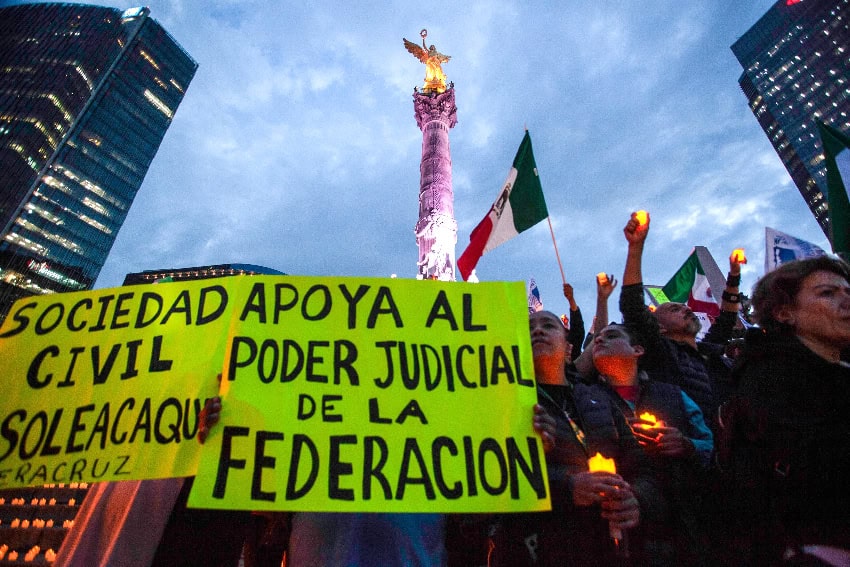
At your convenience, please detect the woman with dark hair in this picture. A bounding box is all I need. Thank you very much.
[721,256,850,565]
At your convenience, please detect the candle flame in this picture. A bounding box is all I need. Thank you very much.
[597,272,609,285]
[732,248,747,264]
[588,452,617,474]
[639,412,657,424]
[634,210,648,226]
[637,412,660,429]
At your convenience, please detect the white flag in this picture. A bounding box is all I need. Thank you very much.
[765,227,827,273]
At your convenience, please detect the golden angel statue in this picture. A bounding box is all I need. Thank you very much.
[403,29,451,94]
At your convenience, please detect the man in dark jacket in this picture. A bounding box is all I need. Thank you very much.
[619,212,742,433]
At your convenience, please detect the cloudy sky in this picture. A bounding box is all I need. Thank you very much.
[16,0,829,319]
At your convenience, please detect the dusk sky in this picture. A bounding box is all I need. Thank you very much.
[10,0,826,319]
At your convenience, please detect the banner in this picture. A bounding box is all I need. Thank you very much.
[765,226,827,273]
[0,279,235,488]
[0,276,549,514]
[188,276,548,513]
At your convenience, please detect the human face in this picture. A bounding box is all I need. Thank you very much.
[592,325,643,361]
[776,270,850,361]
[529,311,570,362]
[654,302,701,337]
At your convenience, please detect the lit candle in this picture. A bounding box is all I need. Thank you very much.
[587,452,617,474]
[587,452,626,551]
[634,210,648,226]
[731,248,747,264]
[596,272,609,285]
[637,412,660,429]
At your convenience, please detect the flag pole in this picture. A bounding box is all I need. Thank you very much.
[547,216,566,284]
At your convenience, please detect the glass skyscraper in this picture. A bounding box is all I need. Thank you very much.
[0,3,196,320]
[732,0,850,239]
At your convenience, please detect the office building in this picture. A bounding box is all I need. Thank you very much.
[0,3,197,320]
[732,0,850,239]
[122,263,286,286]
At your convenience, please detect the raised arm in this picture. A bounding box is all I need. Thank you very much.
[563,283,585,361]
[594,273,618,335]
[619,213,664,354]
[704,249,744,345]
[623,212,649,287]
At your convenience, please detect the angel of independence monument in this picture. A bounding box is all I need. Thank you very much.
[405,31,458,281]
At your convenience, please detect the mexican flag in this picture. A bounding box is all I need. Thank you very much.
[457,131,548,281]
[660,251,720,318]
[817,121,850,259]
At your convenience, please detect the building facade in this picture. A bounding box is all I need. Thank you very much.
[122,263,286,286]
[0,3,197,320]
[732,0,850,239]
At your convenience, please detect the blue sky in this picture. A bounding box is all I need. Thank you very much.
[14,0,828,320]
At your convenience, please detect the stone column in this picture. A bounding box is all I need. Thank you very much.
[413,86,458,280]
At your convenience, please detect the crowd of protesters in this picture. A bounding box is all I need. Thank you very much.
[52,210,850,566]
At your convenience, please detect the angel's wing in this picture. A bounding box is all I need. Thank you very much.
[403,38,428,63]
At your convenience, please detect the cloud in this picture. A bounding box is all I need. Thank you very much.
[44,0,821,317]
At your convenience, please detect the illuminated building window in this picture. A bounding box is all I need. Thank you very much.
[139,49,161,70]
[143,89,173,118]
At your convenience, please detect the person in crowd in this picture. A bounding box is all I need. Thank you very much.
[199,381,559,567]
[488,310,662,566]
[590,323,713,565]
[56,397,250,567]
[619,212,742,432]
[719,256,850,565]
[563,281,587,362]
[199,398,449,566]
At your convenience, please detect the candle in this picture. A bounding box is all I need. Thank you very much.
[596,272,609,285]
[634,210,648,226]
[587,452,627,553]
[587,452,617,474]
[639,412,657,424]
[637,412,660,429]
[731,248,747,264]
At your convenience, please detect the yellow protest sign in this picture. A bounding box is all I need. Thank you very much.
[0,279,233,487]
[0,275,549,513]
[188,276,549,513]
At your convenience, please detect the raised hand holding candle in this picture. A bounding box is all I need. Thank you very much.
[731,248,747,264]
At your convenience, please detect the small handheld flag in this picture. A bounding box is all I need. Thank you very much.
[528,278,543,313]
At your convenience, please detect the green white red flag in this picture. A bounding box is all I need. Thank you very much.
[660,251,720,318]
[817,121,850,259]
[457,131,548,281]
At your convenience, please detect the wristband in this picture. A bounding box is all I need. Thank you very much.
[726,273,741,288]
[722,291,741,303]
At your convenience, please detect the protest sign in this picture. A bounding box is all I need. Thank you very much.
[0,279,233,488]
[188,276,548,513]
[0,276,549,513]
